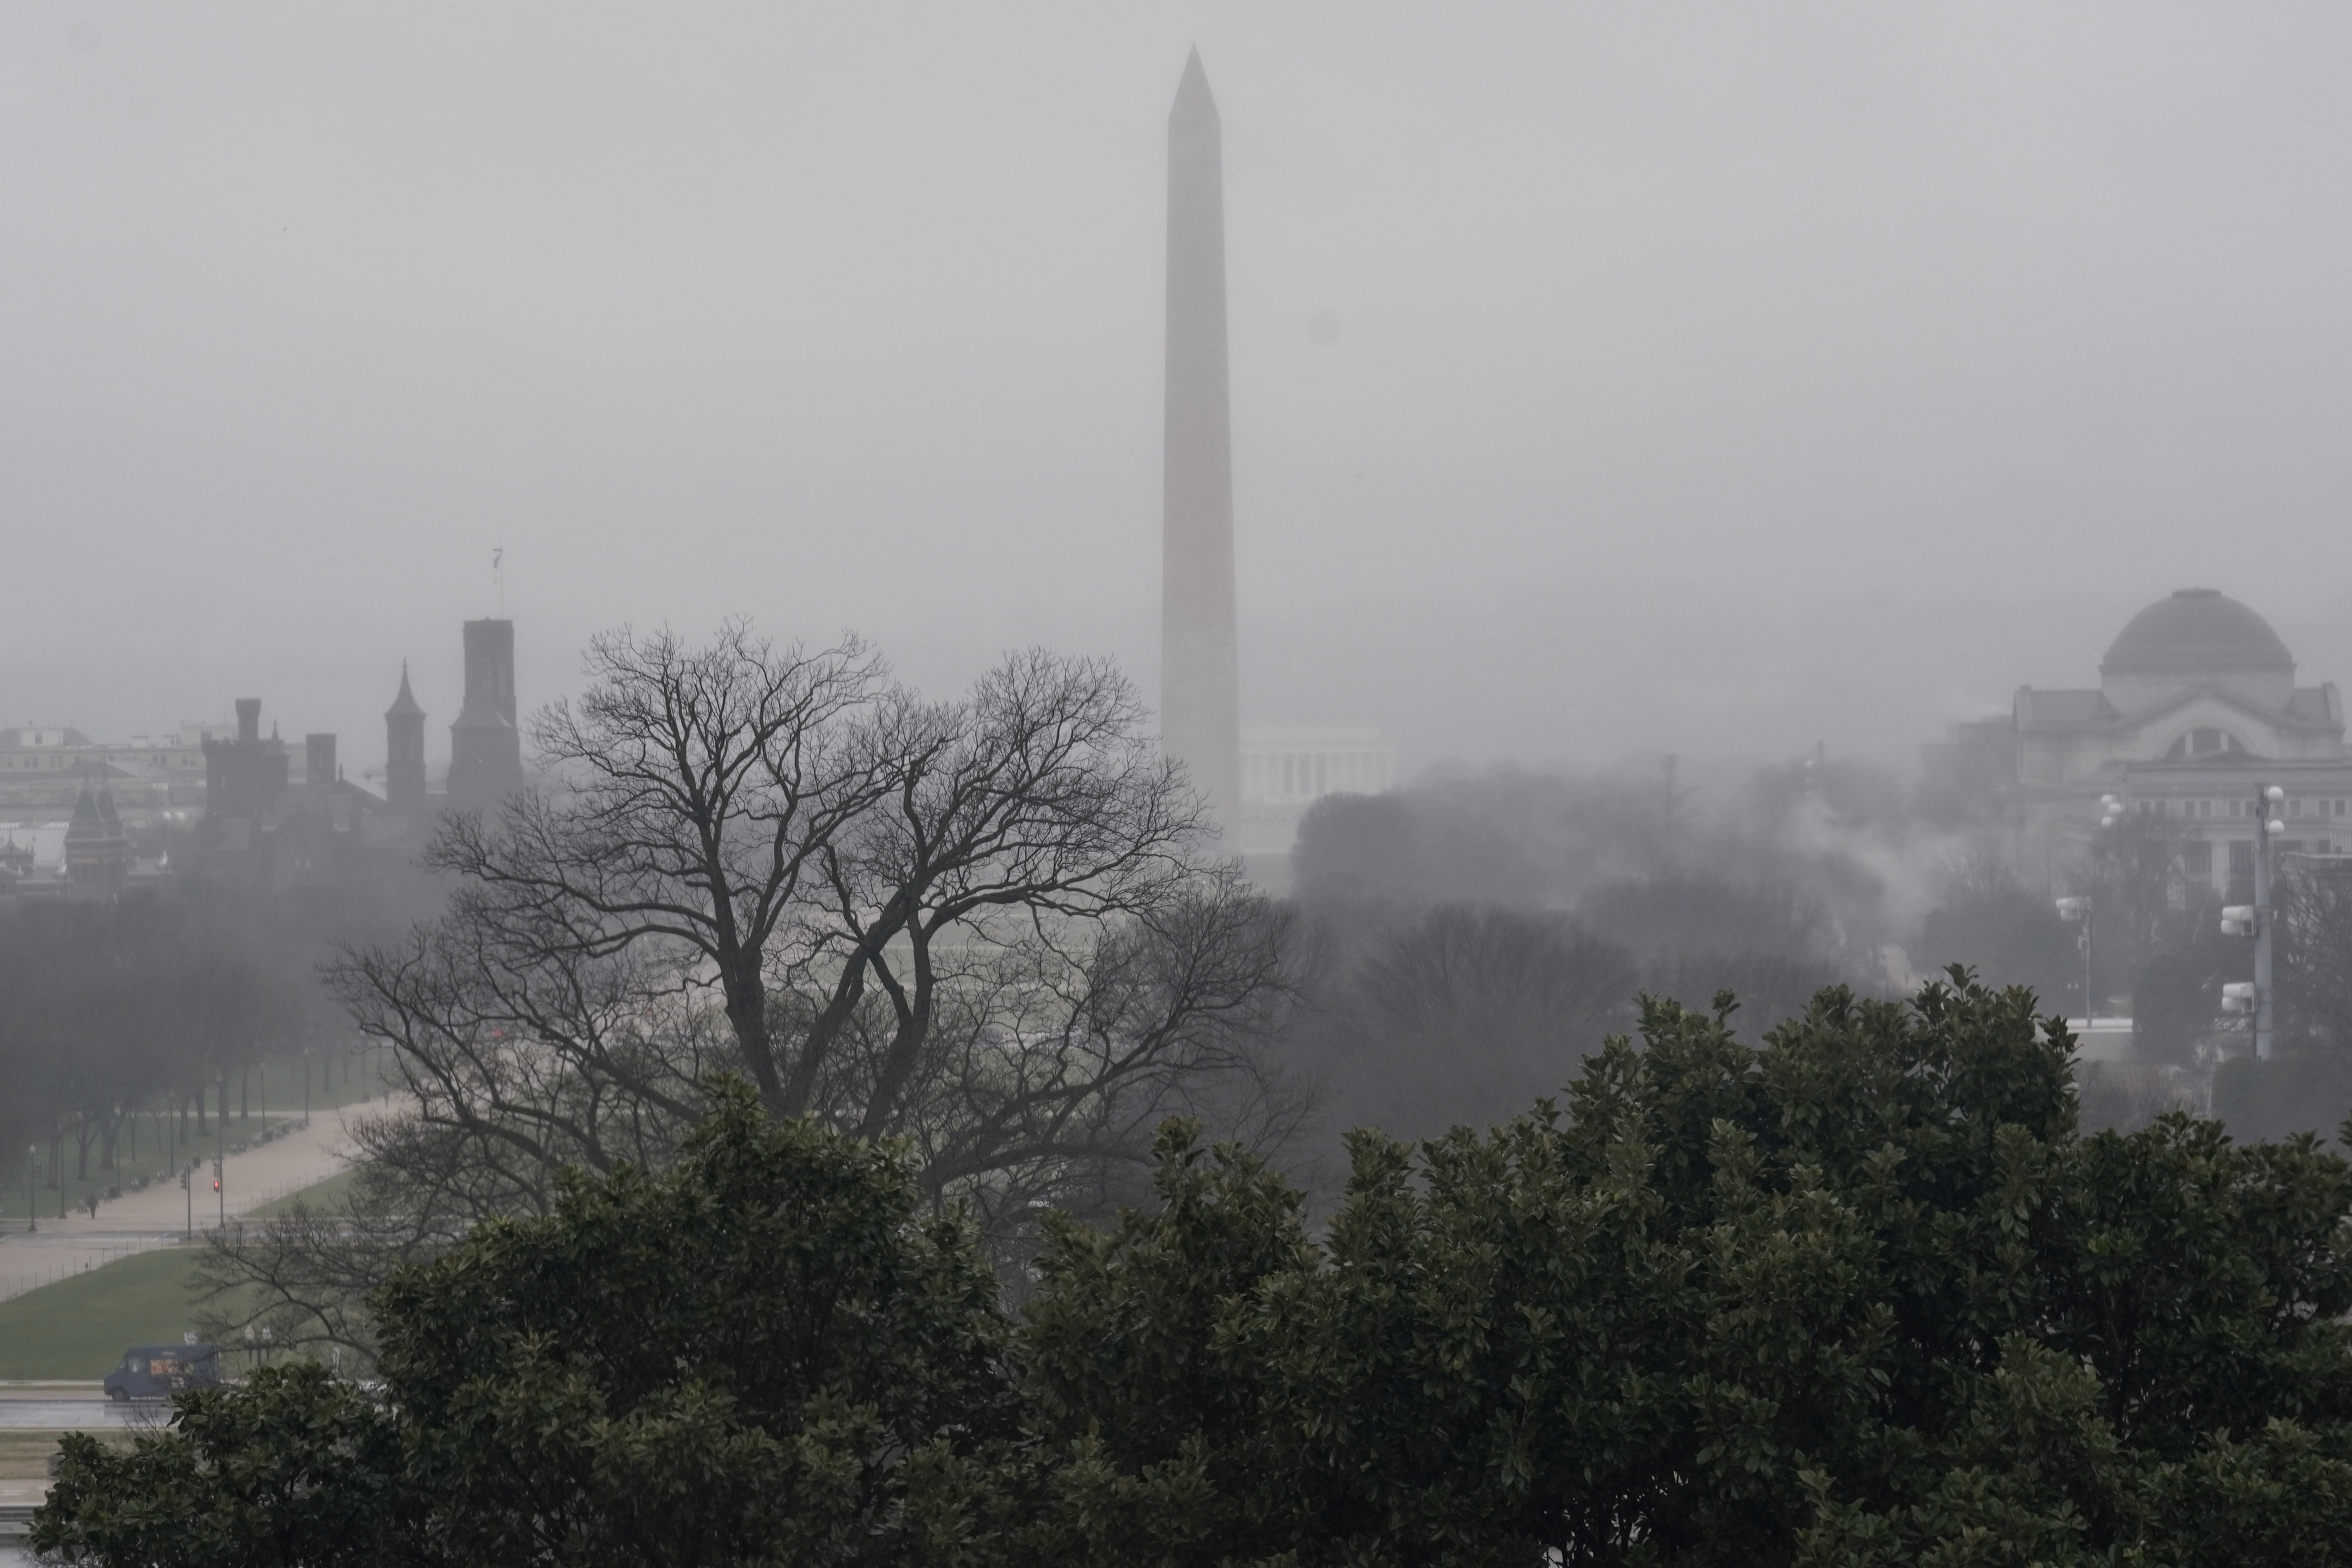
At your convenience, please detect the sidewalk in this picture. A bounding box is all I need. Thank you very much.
[0,1100,403,1302]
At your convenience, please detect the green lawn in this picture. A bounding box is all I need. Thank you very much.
[248,1165,362,1218]
[0,1247,210,1380]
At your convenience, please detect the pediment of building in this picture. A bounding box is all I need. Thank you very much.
[2116,685,2337,762]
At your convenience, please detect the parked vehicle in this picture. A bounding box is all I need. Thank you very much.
[103,1343,222,1401]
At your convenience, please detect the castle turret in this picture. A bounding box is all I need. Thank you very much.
[446,619,525,813]
[203,698,289,821]
[304,733,337,798]
[384,663,427,814]
[64,773,129,890]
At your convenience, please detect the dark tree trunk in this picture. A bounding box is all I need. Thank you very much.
[722,958,783,1113]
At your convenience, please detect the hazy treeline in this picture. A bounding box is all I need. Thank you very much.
[186,622,2352,1356]
[0,851,432,1211]
[1279,756,1928,1149]
[1282,754,2352,1151]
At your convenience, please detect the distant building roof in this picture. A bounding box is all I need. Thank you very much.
[64,776,125,845]
[2101,588,2294,678]
[385,663,424,720]
[2288,687,2342,724]
[2015,689,2114,728]
[64,781,106,842]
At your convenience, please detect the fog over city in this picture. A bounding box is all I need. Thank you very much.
[9,4,2352,773]
[21,11,2352,1559]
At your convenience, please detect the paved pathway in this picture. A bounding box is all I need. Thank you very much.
[0,1402,143,1434]
[0,1101,401,1302]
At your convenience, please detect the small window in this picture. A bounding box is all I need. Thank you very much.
[2165,727,2248,760]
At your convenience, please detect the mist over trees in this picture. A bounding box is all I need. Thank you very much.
[0,865,424,1213]
[1272,746,2352,1153]
[1279,756,1925,1146]
[19,609,2334,1449]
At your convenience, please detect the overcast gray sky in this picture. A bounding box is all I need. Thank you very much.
[7,4,2352,779]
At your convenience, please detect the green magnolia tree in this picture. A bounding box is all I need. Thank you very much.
[39,975,2352,1567]
[40,1085,1017,1568]
[1011,975,2352,1566]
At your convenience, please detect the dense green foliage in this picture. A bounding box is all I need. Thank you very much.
[43,1100,1013,1568]
[39,974,2352,1565]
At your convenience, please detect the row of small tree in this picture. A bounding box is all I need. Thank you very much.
[0,832,438,1224]
[41,975,2352,1566]
[0,890,286,1211]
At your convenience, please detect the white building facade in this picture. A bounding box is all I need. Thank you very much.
[2009,588,2352,895]
[1236,723,1396,874]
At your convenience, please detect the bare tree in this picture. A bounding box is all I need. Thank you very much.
[330,921,728,1205]
[201,626,1300,1350]
[428,622,895,1113]
[829,862,1299,1213]
[784,648,1219,1134]
[2274,865,2352,1052]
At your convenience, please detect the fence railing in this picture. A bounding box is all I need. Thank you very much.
[0,1238,163,1305]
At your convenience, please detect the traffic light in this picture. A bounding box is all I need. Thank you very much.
[211,1178,220,1193]
[2222,982,2257,1014]
[2221,905,2256,937]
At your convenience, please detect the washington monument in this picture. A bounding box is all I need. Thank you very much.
[1161,47,1241,832]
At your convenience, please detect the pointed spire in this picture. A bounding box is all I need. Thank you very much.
[1171,45,1218,127]
[386,660,425,720]
[1161,44,1240,834]
[65,774,105,843]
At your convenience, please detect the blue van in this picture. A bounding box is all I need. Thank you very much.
[103,1343,223,1401]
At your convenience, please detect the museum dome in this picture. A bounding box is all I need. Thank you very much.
[2100,588,2294,711]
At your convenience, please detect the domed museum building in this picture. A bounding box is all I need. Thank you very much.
[2007,588,2352,894]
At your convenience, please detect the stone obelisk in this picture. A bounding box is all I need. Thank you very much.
[1161,47,1241,834]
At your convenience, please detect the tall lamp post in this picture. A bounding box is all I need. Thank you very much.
[2057,895,2095,1023]
[2056,793,2125,1025]
[2221,783,2287,1062]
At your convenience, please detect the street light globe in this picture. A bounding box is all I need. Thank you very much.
[2267,785,2286,804]
[2100,815,2118,828]
[2269,818,2288,835]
